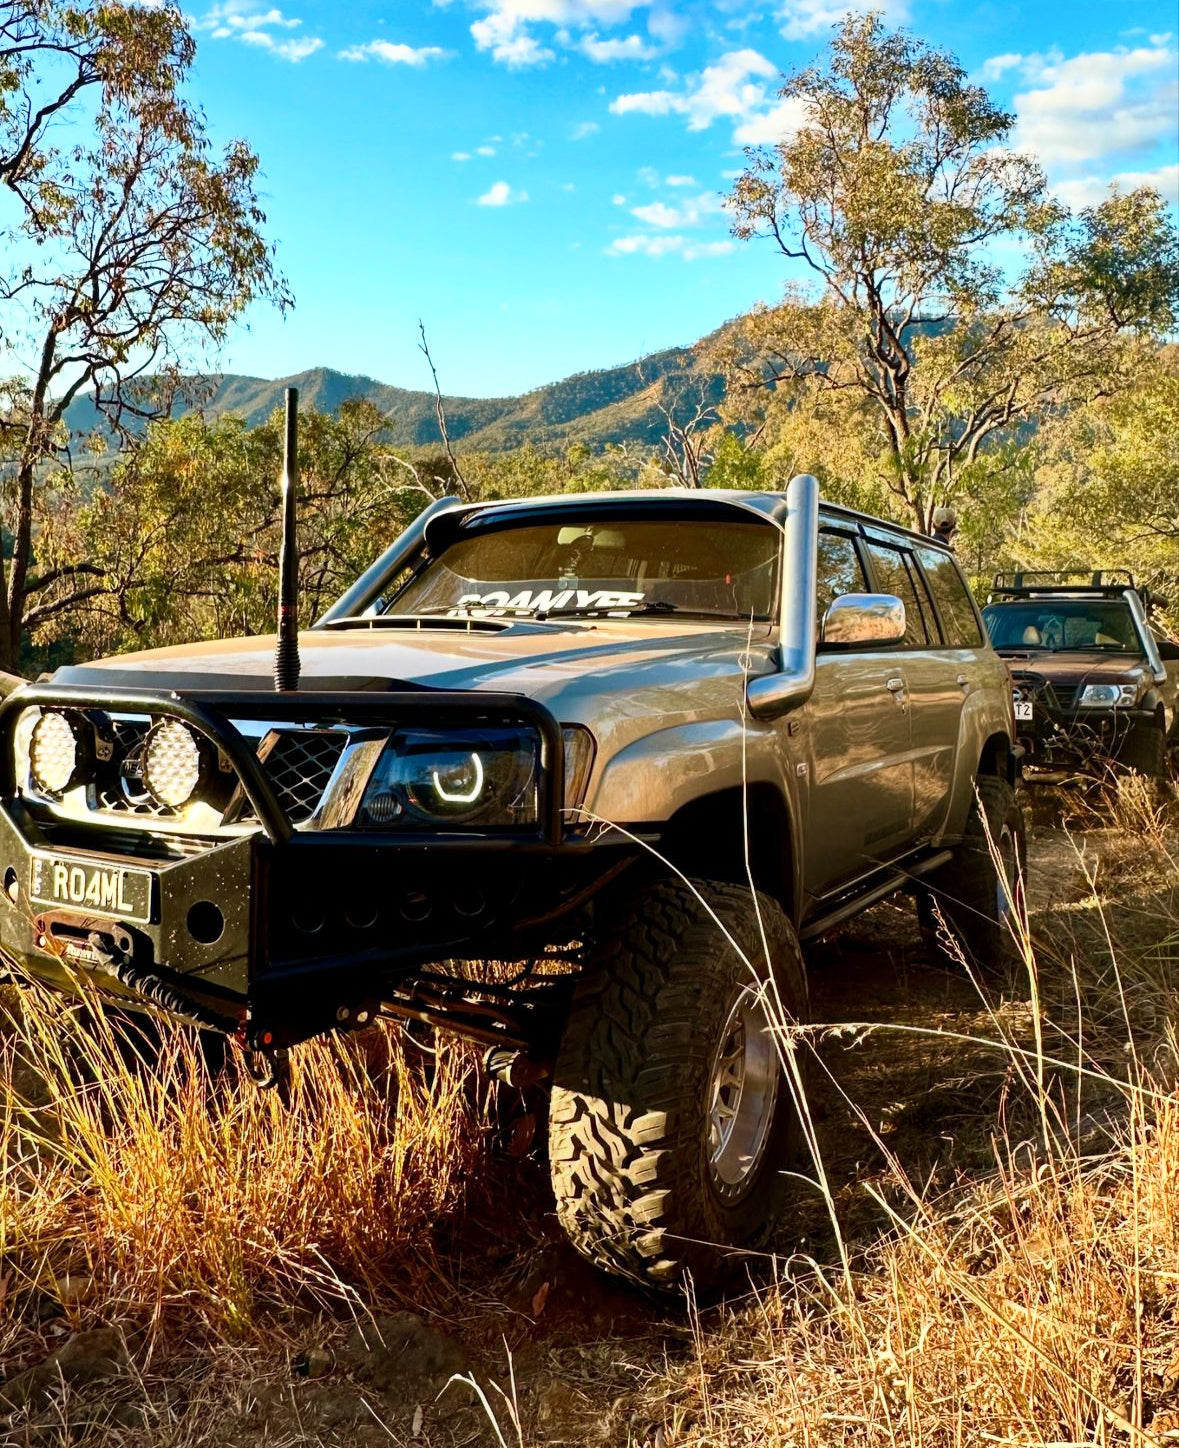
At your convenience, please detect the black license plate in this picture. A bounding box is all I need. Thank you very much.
[29,854,153,925]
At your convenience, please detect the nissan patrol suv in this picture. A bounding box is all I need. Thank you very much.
[982,571,1179,784]
[0,450,1023,1286]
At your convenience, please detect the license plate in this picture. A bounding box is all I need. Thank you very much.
[1014,700,1034,721]
[29,854,153,925]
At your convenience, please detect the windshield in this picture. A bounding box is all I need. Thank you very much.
[381,517,780,621]
[982,600,1141,653]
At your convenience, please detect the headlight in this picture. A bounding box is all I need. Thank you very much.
[1077,683,1139,709]
[28,710,89,795]
[141,720,206,809]
[361,727,539,827]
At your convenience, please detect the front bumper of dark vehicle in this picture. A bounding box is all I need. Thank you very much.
[1011,675,1155,780]
[0,685,624,1054]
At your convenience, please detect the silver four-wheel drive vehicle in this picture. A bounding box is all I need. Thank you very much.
[0,452,1025,1288]
[982,571,1179,784]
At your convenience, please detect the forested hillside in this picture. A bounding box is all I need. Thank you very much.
[62,344,724,454]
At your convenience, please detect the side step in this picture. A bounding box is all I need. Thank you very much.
[799,849,952,942]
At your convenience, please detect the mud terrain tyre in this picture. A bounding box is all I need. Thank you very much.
[549,879,808,1290]
[1117,718,1167,780]
[918,776,1027,977]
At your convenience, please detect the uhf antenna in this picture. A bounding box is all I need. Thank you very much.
[274,386,301,692]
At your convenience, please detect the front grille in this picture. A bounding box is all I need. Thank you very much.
[1052,685,1078,710]
[258,731,349,824]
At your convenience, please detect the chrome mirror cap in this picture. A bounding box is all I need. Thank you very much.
[821,593,906,647]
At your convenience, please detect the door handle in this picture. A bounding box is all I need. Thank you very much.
[886,677,905,692]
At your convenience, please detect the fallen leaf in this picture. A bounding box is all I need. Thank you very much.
[531,1280,551,1317]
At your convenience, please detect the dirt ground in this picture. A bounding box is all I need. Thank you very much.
[1,813,1172,1447]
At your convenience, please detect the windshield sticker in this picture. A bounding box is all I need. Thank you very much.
[451,589,646,615]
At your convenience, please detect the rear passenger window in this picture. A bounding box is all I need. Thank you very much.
[916,546,984,647]
[865,541,931,647]
[816,531,868,619]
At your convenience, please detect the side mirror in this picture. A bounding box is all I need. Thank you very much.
[821,593,906,648]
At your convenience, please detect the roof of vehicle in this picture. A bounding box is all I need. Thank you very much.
[434,487,955,554]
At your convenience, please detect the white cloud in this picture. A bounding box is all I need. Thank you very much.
[611,48,781,136]
[612,192,628,204]
[580,32,656,61]
[776,0,908,41]
[1006,44,1178,165]
[477,144,498,156]
[611,88,678,117]
[630,191,722,227]
[203,4,300,33]
[338,40,449,65]
[477,180,528,206]
[571,120,601,139]
[980,52,1022,81]
[238,29,321,60]
[452,151,472,161]
[733,94,810,145]
[665,173,696,186]
[198,4,323,60]
[1053,162,1179,210]
[608,234,735,259]
[465,1,681,69]
[471,10,555,66]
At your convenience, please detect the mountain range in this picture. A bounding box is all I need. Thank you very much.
[63,342,727,455]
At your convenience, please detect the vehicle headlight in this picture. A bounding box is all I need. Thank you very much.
[141,719,206,809]
[361,727,539,827]
[1077,683,1139,709]
[28,710,89,795]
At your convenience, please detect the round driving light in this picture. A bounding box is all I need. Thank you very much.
[29,711,82,795]
[142,720,204,809]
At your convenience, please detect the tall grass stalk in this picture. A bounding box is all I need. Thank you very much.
[0,979,485,1348]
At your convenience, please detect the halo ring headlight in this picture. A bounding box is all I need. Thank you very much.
[141,719,205,810]
[29,710,83,795]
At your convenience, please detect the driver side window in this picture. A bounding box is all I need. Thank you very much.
[816,530,868,623]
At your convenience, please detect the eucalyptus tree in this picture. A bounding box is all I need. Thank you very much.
[724,13,1179,532]
[0,1,290,670]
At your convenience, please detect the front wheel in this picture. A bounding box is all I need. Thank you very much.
[548,879,808,1289]
[1117,718,1167,781]
[919,776,1027,977]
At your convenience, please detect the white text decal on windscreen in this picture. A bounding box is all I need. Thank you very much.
[452,589,645,613]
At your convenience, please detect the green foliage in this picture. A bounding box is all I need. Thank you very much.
[0,1,289,670]
[1019,349,1179,598]
[34,402,415,660]
[724,13,1179,534]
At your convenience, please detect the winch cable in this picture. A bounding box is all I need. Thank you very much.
[86,933,241,1036]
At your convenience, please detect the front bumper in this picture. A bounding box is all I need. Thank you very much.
[0,685,618,1049]
[1011,674,1154,778]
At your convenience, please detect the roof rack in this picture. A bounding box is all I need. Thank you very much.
[988,569,1142,603]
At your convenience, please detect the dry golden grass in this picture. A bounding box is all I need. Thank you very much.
[0,989,486,1354]
[0,780,1175,1447]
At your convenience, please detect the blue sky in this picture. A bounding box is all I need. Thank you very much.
[183,0,1179,397]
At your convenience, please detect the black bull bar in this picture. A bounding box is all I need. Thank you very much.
[0,684,581,1053]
